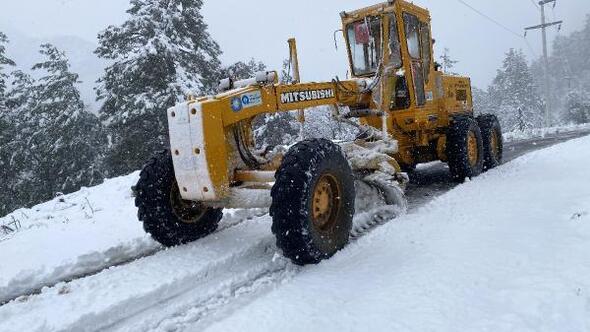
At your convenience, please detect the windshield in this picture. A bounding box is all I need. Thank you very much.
[346,16,382,76]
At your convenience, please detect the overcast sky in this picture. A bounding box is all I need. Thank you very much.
[0,0,588,88]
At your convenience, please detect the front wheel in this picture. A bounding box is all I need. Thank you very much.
[446,116,484,182]
[477,114,503,170]
[134,150,223,247]
[270,139,355,265]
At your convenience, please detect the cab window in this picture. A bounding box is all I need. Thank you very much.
[420,22,432,84]
[403,12,426,106]
[346,16,382,76]
[404,13,421,59]
[388,13,410,110]
[388,14,402,68]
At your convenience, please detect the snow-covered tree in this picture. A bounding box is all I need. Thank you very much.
[515,107,533,131]
[0,34,17,215]
[472,87,494,116]
[220,58,265,81]
[253,112,300,148]
[563,90,590,124]
[530,15,590,123]
[0,114,16,215]
[280,59,293,84]
[10,44,104,206]
[439,47,459,75]
[95,0,223,176]
[1,70,37,214]
[4,70,36,112]
[488,49,543,131]
[0,32,15,109]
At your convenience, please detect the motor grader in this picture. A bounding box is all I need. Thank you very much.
[134,0,503,265]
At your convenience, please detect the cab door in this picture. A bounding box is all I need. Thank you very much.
[384,13,410,111]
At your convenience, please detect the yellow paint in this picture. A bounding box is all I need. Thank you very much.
[192,99,230,199]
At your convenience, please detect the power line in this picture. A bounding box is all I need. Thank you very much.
[455,0,538,58]
[455,0,524,39]
[529,0,540,10]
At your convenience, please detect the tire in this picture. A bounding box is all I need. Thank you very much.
[270,139,355,265]
[134,150,222,247]
[446,116,484,182]
[477,114,503,170]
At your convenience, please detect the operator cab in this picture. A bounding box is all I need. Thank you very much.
[340,0,435,111]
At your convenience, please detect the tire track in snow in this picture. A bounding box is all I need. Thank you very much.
[0,216,278,332]
[0,209,268,306]
[104,211,407,332]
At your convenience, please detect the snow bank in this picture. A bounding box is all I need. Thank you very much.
[205,134,590,332]
[0,172,264,305]
[504,123,590,142]
[0,173,160,304]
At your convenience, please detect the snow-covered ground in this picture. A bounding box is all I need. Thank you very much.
[503,123,590,142]
[202,135,590,332]
[0,134,588,331]
[0,173,157,304]
[0,173,264,305]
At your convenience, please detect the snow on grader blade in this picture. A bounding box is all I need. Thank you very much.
[134,0,503,265]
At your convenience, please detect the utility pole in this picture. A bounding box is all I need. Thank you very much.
[525,0,562,127]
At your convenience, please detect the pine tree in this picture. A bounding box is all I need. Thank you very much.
[280,59,293,84]
[15,44,104,205]
[515,107,533,131]
[3,70,37,208]
[472,87,494,115]
[0,33,17,215]
[564,90,590,124]
[254,112,300,148]
[220,58,266,81]
[0,32,15,109]
[488,49,543,131]
[95,0,222,176]
[530,15,590,123]
[439,47,458,74]
[4,70,36,112]
[0,114,16,215]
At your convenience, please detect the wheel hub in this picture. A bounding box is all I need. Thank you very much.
[467,131,479,167]
[490,130,499,158]
[312,174,341,231]
[170,183,207,224]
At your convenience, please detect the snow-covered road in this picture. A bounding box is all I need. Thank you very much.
[0,131,589,331]
[200,134,590,332]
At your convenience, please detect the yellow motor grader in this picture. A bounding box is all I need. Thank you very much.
[134,0,503,265]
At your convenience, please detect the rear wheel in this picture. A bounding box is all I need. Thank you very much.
[477,114,503,170]
[446,116,484,182]
[270,139,355,265]
[135,150,222,247]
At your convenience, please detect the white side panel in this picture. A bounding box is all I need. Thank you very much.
[168,102,217,201]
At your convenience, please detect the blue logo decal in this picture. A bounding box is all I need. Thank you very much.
[231,97,242,112]
[242,95,250,105]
